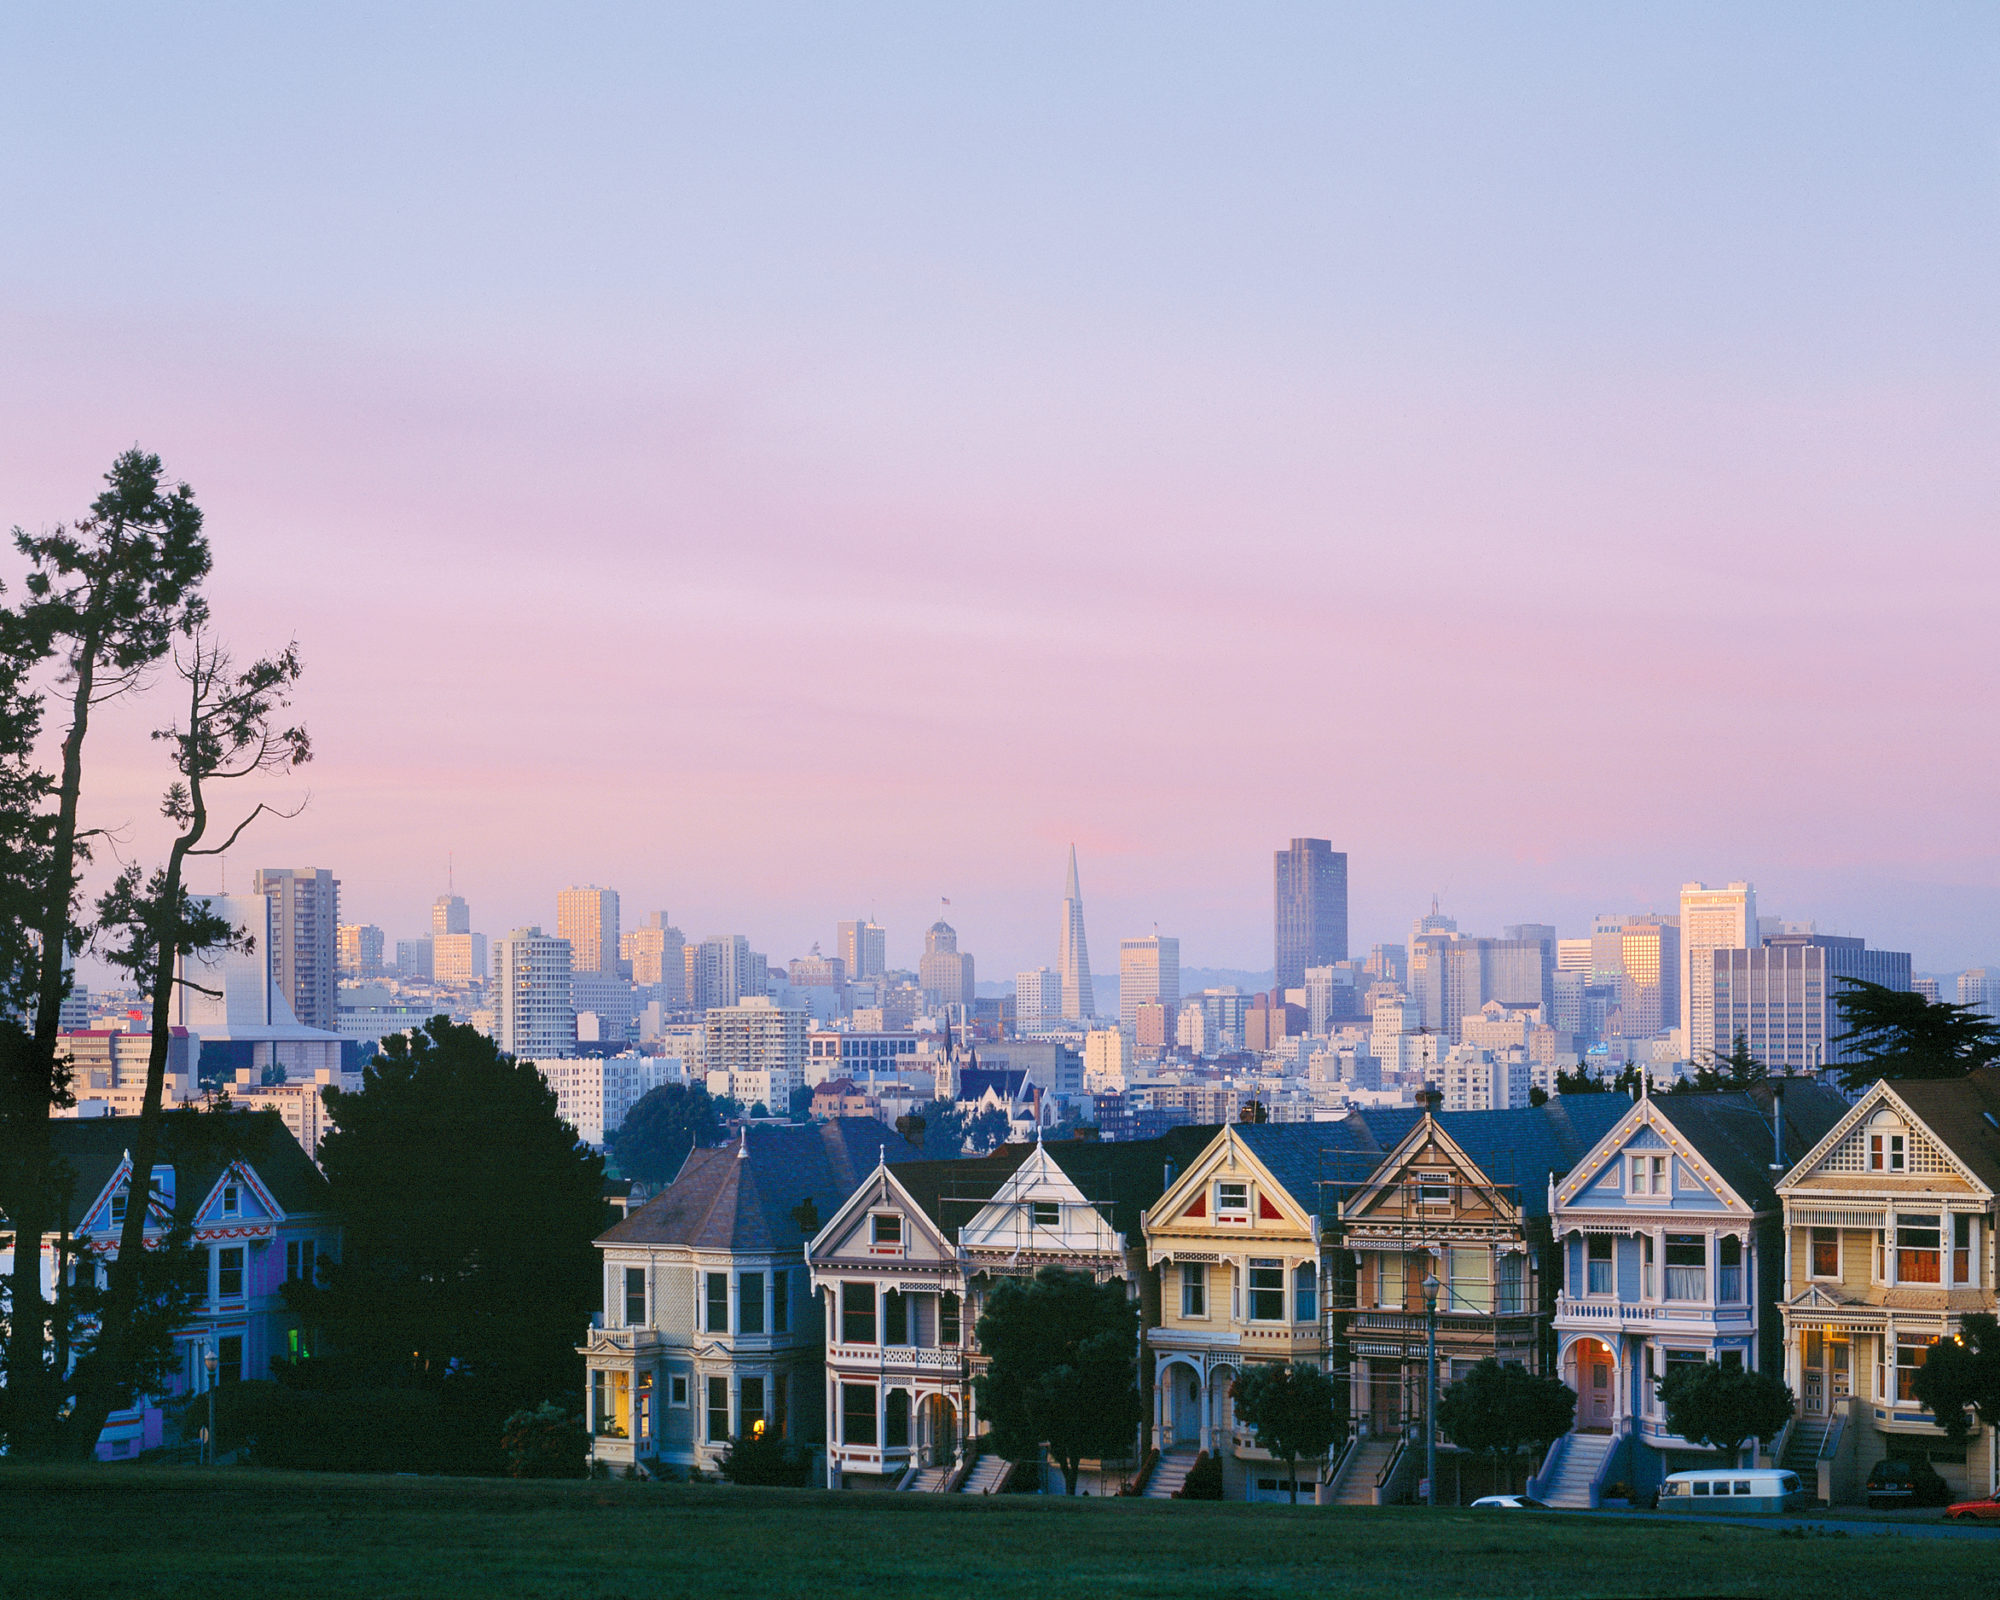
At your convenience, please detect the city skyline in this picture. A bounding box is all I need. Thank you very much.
[6,8,1997,979]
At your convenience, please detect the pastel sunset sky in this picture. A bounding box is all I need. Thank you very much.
[3,5,1995,979]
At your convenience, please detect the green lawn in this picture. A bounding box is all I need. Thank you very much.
[0,1467,1975,1600]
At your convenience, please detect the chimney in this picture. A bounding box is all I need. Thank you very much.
[1769,1076,1786,1171]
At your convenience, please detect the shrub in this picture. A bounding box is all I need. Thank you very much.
[718,1430,814,1487]
[1175,1452,1223,1500]
[500,1403,589,1479]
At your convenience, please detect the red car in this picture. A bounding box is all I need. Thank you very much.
[1946,1496,2000,1523]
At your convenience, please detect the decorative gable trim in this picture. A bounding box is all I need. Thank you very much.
[1340,1116,1519,1225]
[1555,1101,1752,1216]
[1778,1082,1989,1197]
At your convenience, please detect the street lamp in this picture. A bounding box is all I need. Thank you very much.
[203,1346,218,1466]
[1421,1272,1440,1507]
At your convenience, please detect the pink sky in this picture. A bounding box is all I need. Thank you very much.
[2,7,1995,977]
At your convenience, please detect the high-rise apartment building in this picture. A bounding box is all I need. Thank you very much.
[1709,934,1911,1073]
[253,868,340,1031]
[557,886,620,977]
[837,920,887,981]
[1015,967,1063,1033]
[395,938,433,980]
[494,927,576,1059]
[1959,969,2000,1022]
[1057,846,1095,1021]
[623,914,687,1003]
[1118,934,1180,1027]
[1273,838,1348,990]
[337,923,385,978]
[918,921,975,1012]
[689,935,759,1013]
[1680,882,1757,1059]
[433,932,488,987]
[433,894,470,936]
[702,996,808,1112]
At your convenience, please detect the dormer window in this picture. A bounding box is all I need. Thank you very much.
[1417,1178,1450,1209]
[871,1213,901,1247]
[109,1191,126,1225]
[1030,1201,1060,1228]
[1216,1181,1249,1218]
[1869,1122,1907,1172]
[222,1183,240,1216]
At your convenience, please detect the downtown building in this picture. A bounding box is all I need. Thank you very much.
[704,996,810,1112]
[495,927,577,1059]
[1119,934,1180,1029]
[1057,846,1095,1021]
[1273,838,1347,991]
[253,867,340,1031]
[1708,934,1913,1074]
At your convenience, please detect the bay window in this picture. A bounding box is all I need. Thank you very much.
[1448,1247,1491,1314]
[1247,1259,1285,1321]
[739,1272,765,1335]
[841,1382,877,1445]
[1810,1228,1839,1279]
[883,1288,909,1346]
[1896,1216,1941,1284]
[940,1290,961,1345]
[1896,1339,1929,1404]
[1586,1236,1614,1296]
[740,1375,765,1436]
[1718,1236,1743,1302]
[885,1389,910,1448]
[1953,1215,1974,1286]
[1496,1252,1528,1313]
[1181,1263,1207,1318]
[1294,1262,1317,1323]
[841,1281,876,1344]
[1378,1252,1406,1310]
[1663,1235,1705,1301]
[706,1272,729,1333]
[624,1267,646,1328]
[707,1375,729,1442]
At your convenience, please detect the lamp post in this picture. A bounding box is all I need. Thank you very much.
[1421,1272,1440,1507]
[203,1346,218,1466]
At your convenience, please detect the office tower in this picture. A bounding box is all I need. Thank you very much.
[395,938,434,980]
[1616,919,1680,1040]
[1555,938,1593,976]
[702,996,808,1112]
[1273,838,1348,990]
[1552,969,1587,1037]
[1119,934,1180,1027]
[557,886,620,977]
[1709,934,1912,1073]
[253,868,340,1031]
[1015,967,1062,1033]
[494,927,576,1059]
[572,969,635,1045]
[1057,846,1095,1021]
[837,919,887,981]
[1913,976,1942,1002]
[1411,898,1457,944]
[1680,882,1758,1059]
[622,914,688,1004]
[337,923,385,978]
[1504,923,1558,950]
[1407,931,1553,1044]
[1083,1028,1130,1092]
[1135,999,1176,1051]
[433,932,488,987]
[1363,943,1408,986]
[433,894,470,936]
[689,934,756,1013]
[1959,969,2000,1022]
[918,920,975,1012]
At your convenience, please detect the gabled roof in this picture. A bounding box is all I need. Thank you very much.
[957,1067,1032,1105]
[1040,1125,1222,1239]
[598,1118,918,1252]
[23,1109,329,1233]
[1881,1070,2000,1191]
[1233,1113,1421,1216]
[1431,1096,1634,1217]
[1650,1081,1848,1211]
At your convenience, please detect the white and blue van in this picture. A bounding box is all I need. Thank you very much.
[1658,1468,1810,1514]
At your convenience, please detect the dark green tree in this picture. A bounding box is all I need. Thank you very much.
[966,1106,1012,1153]
[499,1402,588,1478]
[897,1100,967,1159]
[1656,1362,1793,1467]
[1554,1065,1606,1094]
[718,1427,814,1486]
[1229,1361,1344,1503]
[1436,1357,1577,1492]
[287,1019,606,1472]
[787,1083,814,1122]
[609,1082,720,1183]
[975,1266,1142,1495]
[1911,1315,2000,1444]
[1,448,210,1459]
[1833,978,2000,1090]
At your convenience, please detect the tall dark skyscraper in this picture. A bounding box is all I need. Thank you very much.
[1274,838,1348,990]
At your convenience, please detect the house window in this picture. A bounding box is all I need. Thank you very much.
[1497,1253,1528,1313]
[668,1373,689,1407]
[1664,1235,1705,1301]
[216,1334,243,1383]
[109,1191,126,1225]
[771,1269,789,1334]
[739,1272,765,1336]
[625,1268,647,1328]
[216,1247,245,1302]
[1417,1177,1450,1209]
[1216,1181,1249,1217]
[940,1291,961,1346]
[841,1383,877,1445]
[222,1183,240,1216]
[885,1389,910,1448]
[1663,1348,1707,1391]
[1717,1236,1743,1302]
[1181,1263,1207,1318]
[1378,1252,1406,1310]
[1294,1262,1317,1323]
[1031,1201,1060,1227]
[883,1289,909,1346]
[1586,1236,1614,1295]
[1896,1216,1941,1284]
[1954,1215,1974,1285]
[593,1370,631,1437]
[706,1273,729,1333]
[1810,1228,1839,1279]
[872,1214,902,1247]
[286,1239,317,1285]
[1641,1233,1655,1299]
[1628,1156,1647,1195]
[707,1376,730,1442]
[740,1375,765,1436]
[841,1282,876,1344]
[1870,1132,1907,1173]
[1896,1339,1929,1403]
[1247,1259,1285,1321]
[1449,1248,1491,1314]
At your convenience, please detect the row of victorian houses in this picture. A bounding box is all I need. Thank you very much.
[586,1069,2000,1506]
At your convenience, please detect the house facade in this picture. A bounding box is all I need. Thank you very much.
[1,1111,335,1460]
[1545,1082,1847,1498]
[581,1120,912,1475]
[1775,1070,2000,1501]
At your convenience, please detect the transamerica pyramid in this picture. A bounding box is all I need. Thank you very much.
[1058,843,1095,1021]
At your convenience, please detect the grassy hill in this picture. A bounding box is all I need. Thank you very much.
[0,1465,1974,1599]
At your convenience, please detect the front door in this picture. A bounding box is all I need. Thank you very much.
[1370,1362,1403,1431]
[1583,1347,1613,1428]
[1803,1333,1826,1416]
[1830,1337,1851,1402]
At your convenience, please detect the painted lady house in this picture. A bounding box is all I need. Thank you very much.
[1775,1070,2000,1502]
[581,1120,912,1476]
[1537,1081,1847,1507]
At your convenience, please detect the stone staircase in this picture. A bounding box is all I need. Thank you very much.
[902,1464,953,1492]
[1329,1436,1399,1507]
[1145,1449,1200,1499]
[1537,1432,1614,1509]
[1783,1416,1831,1479]
[960,1454,1011,1494]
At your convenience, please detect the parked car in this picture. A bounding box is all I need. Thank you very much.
[1658,1469,1809,1514]
[1946,1495,2000,1523]
[1866,1458,1952,1509]
[1469,1495,1548,1510]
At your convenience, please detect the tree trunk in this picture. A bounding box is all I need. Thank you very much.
[2,641,97,1459]
[1288,1458,1298,1503]
[1061,1456,1079,1495]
